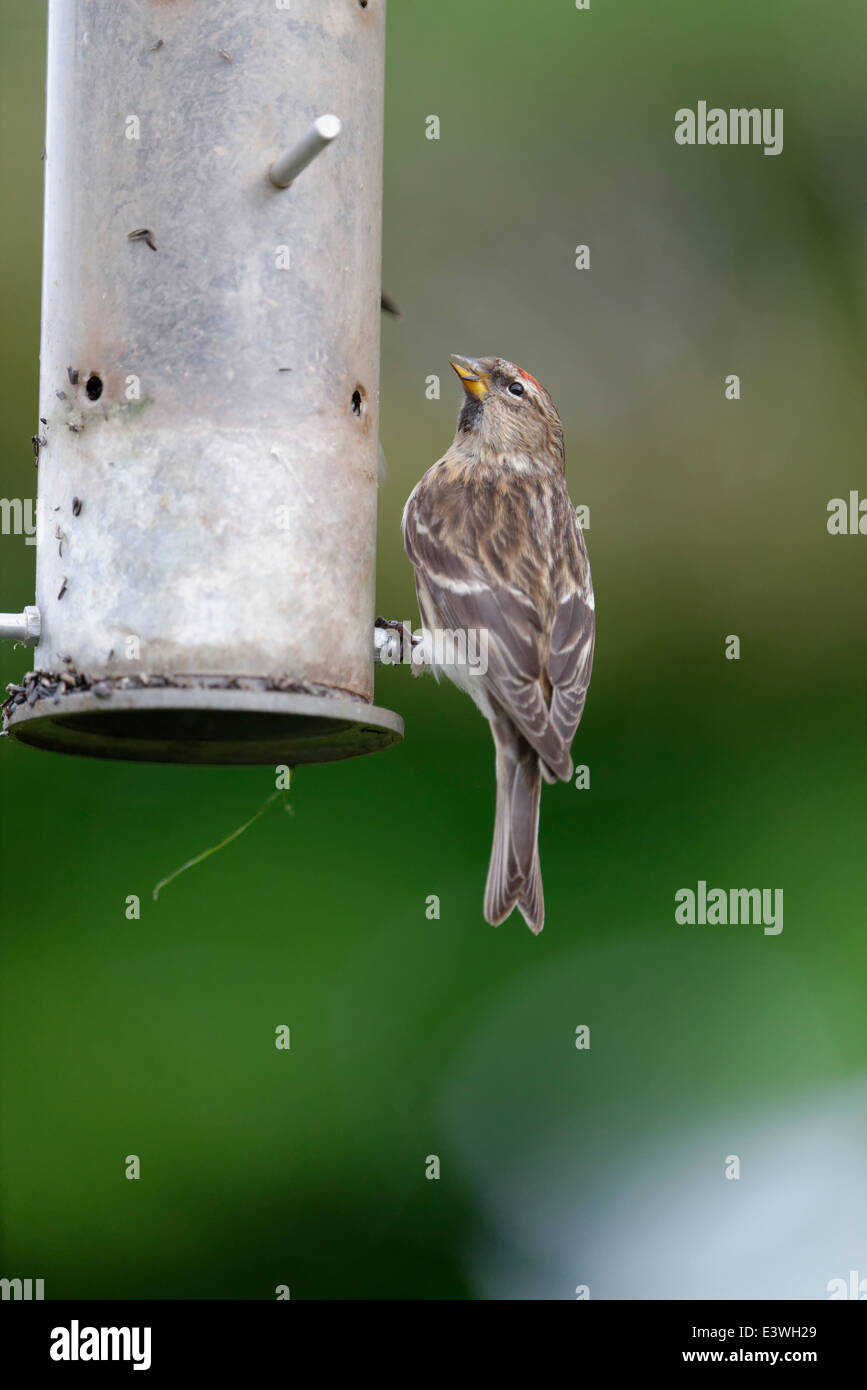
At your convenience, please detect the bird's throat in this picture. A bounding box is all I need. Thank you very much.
[458,396,484,434]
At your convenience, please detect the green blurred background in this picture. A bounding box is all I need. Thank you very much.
[2,0,866,1299]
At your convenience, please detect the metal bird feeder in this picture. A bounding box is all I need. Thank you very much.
[1,0,403,766]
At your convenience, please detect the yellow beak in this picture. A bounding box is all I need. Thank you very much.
[450,354,490,399]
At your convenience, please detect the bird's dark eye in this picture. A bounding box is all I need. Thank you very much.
[508,381,525,397]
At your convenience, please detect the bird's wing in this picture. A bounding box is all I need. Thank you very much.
[545,558,595,775]
[404,483,592,780]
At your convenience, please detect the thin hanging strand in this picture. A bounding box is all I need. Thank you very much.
[152,784,291,901]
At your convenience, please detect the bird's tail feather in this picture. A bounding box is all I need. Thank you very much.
[484,718,544,934]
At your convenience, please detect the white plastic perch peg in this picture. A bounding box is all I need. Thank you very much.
[2,0,402,767]
[269,114,343,189]
[0,608,41,645]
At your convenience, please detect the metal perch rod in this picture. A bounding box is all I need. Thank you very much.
[269,115,342,189]
[0,608,41,644]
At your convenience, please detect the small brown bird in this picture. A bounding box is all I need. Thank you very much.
[402,355,595,933]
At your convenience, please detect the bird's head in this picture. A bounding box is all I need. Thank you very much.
[449,354,565,470]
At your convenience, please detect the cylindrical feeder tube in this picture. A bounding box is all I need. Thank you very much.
[4,0,401,765]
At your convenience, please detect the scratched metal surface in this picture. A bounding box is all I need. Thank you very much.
[34,0,385,700]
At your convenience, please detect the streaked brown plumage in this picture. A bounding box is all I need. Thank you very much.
[402,355,595,933]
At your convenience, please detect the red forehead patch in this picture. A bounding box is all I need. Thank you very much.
[517,366,542,391]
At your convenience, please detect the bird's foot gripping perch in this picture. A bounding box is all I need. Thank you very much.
[373,617,427,674]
